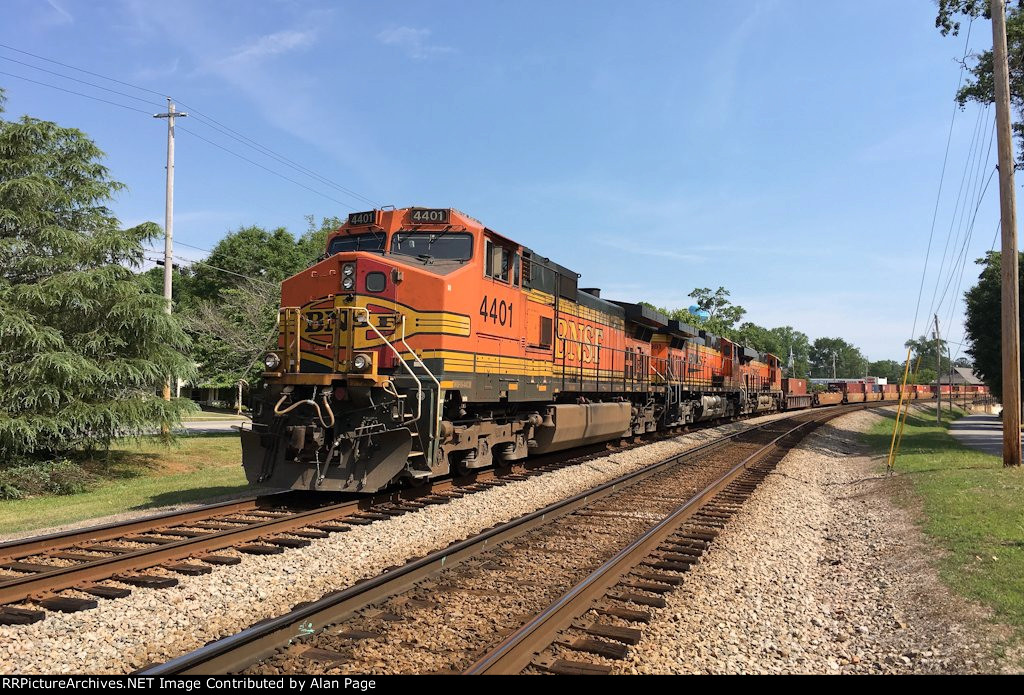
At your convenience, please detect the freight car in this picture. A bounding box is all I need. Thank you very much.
[242,207,886,493]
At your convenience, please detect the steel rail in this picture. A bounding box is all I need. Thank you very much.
[0,404,775,563]
[0,405,842,607]
[462,411,835,675]
[139,411,837,675]
[1,401,896,614]
[0,466,534,607]
[0,492,287,562]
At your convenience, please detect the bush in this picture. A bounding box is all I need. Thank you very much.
[0,460,98,500]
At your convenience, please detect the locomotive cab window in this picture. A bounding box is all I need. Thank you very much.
[391,232,473,262]
[328,233,386,255]
[485,240,519,284]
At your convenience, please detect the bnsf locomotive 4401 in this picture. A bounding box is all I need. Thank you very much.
[241,207,913,493]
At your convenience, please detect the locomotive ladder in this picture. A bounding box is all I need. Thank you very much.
[352,308,442,472]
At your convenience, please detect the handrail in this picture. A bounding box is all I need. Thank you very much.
[352,307,423,423]
[399,315,443,462]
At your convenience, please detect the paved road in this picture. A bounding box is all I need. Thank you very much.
[177,418,250,435]
[948,413,1021,456]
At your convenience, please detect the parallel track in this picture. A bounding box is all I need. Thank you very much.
[0,414,770,623]
[465,410,836,674]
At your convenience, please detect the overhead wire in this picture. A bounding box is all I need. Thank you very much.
[909,17,975,342]
[0,70,154,115]
[0,40,380,207]
[925,106,989,325]
[0,54,164,108]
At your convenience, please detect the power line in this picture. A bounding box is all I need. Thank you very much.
[0,55,164,108]
[926,107,990,325]
[0,70,153,115]
[177,105,381,208]
[933,120,994,321]
[176,125,359,210]
[936,167,996,314]
[0,41,166,97]
[0,42,381,209]
[143,251,278,287]
[1,68,367,211]
[910,18,975,342]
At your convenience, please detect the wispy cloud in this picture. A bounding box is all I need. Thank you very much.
[134,57,180,82]
[45,0,73,24]
[376,26,454,59]
[218,29,318,69]
[595,236,705,263]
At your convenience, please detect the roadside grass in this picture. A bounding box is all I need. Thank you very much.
[0,433,248,535]
[864,406,1024,640]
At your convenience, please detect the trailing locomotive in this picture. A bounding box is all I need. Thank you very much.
[242,207,890,493]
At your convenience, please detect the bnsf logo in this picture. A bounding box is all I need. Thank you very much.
[555,318,604,364]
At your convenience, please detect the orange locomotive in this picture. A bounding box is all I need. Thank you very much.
[243,207,784,493]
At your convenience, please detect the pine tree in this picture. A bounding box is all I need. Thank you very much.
[0,88,196,462]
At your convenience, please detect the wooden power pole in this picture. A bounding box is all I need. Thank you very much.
[992,0,1022,467]
[154,98,186,403]
[934,314,942,424]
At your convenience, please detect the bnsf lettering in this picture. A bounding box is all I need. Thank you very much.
[376,315,398,329]
[554,318,604,364]
[305,310,335,333]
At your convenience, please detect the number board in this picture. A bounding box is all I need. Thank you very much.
[408,208,450,225]
[348,210,377,226]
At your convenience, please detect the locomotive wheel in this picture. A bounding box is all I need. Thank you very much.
[403,473,430,488]
[492,443,515,468]
[452,450,476,476]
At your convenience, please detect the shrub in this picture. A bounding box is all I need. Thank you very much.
[0,460,98,500]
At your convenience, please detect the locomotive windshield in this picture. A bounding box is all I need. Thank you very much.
[391,232,473,261]
[328,233,386,255]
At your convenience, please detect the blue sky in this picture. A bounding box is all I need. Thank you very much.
[0,0,1006,363]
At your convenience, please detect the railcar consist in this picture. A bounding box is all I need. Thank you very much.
[240,207,971,493]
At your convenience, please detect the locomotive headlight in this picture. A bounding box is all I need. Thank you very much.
[342,275,355,290]
[342,263,355,277]
[263,352,281,370]
[352,353,371,372]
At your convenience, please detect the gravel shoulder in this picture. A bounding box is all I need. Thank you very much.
[622,409,1018,674]
[0,411,795,674]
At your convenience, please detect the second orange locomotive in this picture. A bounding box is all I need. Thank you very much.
[244,207,783,493]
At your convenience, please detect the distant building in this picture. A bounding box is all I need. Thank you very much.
[936,367,983,386]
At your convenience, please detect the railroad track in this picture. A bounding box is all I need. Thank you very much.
[0,415,752,625]
[466,413,828,675]
[139,403,873,676]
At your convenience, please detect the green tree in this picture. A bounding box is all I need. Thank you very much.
[0,88,195,461]
[937,1,1024,166]
[179,217,341,387]
[868,359,906,383]
[963,250,1024,398]
[809,337,867,379]
[688,286,746,330]
[905,333,952,377]
[914,367,939,386]
[769,325,811,378]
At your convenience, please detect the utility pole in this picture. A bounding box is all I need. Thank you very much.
[934,314,942,424]
[992,0,1022,467]
[832,352,837,379]
[154,98,187,403]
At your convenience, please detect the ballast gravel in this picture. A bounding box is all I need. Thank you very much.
[0,412,795,674]
[621,409,1014,675]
